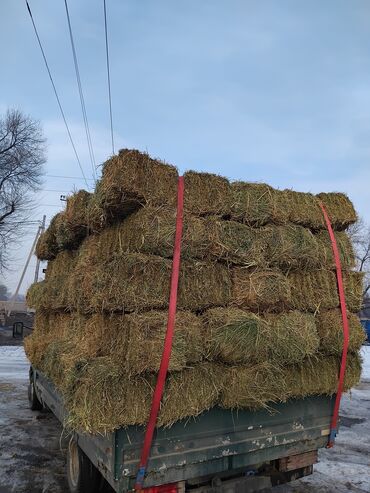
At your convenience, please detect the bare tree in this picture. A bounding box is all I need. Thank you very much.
[0,109,46,270]
[348,218,370,298]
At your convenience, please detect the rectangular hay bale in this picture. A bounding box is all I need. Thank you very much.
[67,253,232,313]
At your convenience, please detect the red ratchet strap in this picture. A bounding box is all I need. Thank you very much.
[134,176,185,490]
[319,202,350,448]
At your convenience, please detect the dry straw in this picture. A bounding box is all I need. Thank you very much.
[316,309,366,355]
[232,269,292,312]
[89,150,236,229]
[88,206,265,267]
[26,148,363,434]
[35,213,63,261]
[231,182,285,226]
[68,253,232,313]
[203,308,319,365]
[64,361,222,432]
[289,270,364,313]
[230,184,356,230]
[282,353,362,399]
[220,353,361,410]
[25,310,204,378]
[263,225,320,270]
[315,231,355,270]
[55,190,91,250]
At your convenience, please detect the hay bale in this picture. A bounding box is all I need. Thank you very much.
[288,270,363,313]
[202,307,270,364]
[231,182,286,226]
[27,251,77,311]
[44,251,77,310]
[232,269,291,311]
[232,268,362,314]
[44,250,77,281]
[64,359,153,432]
[202,308,318,365]
[35,213,63,261]
[283,353,362,399]
[317,193,358,230]
[263,225,321,270]
[183,171,233,216]
[92,150,236,225]
[315,231,355,270]
[55,190,91,250]
[158,363,222,427]
[26,310,203,382]
[68,253,232,313]
[65,361,222,433]
[266,311,319,363]
[24,311,52,368]
[277,190,323,228]
[26,281,48,311]
[122,311,203,373]
[73,311,203,374]
[220,353,361,410]
[231,182,357,230]
[278,190,357,230]
[90,207,265,267]
[316,310,366,355]
[98,149,178,220]
[220,362,283,410]
[95,150,235,229]
[24,311,72,384]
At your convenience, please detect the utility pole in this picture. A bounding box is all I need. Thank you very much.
[7,217,45,317]
[34,215,46,283]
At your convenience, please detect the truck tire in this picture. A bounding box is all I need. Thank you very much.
[28,382,43,411]
[67,438,102,493]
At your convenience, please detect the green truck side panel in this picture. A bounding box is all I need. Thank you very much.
[32,368,334,492]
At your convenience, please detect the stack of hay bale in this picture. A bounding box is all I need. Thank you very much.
[25,149,365,434]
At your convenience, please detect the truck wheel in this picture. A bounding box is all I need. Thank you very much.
[28,382,43,411]
[67,438,101,493]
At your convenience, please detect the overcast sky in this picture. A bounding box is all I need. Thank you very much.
[1,0,370,293]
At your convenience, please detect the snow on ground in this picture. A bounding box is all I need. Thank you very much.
[360,345,370,380]
[0,345,68,493]
[0,346,29,381]
[0,346,369,492]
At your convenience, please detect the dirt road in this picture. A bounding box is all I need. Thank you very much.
[0,345,369,493]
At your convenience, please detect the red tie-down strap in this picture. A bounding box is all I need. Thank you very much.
[319,202,350,448]
[135,176,185,490]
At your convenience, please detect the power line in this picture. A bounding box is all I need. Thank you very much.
[25,0,90,189]
[63,0,97,182]
[46,174,95,180]
[103,0,115,155]
[43,189,73,193]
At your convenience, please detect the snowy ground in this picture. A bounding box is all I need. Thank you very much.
[0,346,369,493]
[0,346,69,493]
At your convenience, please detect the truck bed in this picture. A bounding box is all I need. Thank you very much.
[32,367,334,492]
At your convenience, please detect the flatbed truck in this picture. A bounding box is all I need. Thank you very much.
[29,365,335,493]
